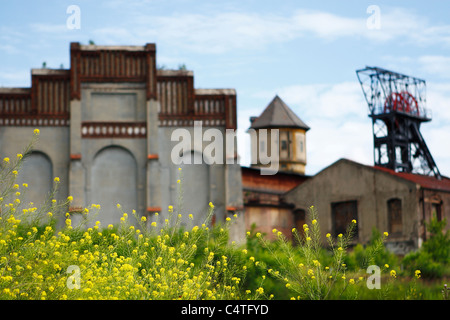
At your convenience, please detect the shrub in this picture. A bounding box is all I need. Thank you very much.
[402,217,449,279]
[344,228,399,272]
[252,206,363,300]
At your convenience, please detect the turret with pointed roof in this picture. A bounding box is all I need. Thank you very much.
[249,95,309,174]
[250,95,310,131]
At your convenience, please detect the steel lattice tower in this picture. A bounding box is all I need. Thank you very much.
[356,66,441,179]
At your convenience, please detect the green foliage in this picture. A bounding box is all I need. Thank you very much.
[402,217,449,279]
[422,218,450,264]
[251,206,361,300]
[344,228,399,272]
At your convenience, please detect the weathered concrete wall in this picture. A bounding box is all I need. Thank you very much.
[420,188,450,244]
[158,125,228,226]
[0,126,70,204]
[245,204,294,240]
[285,159,420,252]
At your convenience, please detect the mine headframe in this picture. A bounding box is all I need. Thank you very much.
[356,66,441,179]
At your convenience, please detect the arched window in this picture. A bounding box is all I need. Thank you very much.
[16,152,53,208]
[91,146,137,226]
[178,151,210,226]
[387,198,402,236]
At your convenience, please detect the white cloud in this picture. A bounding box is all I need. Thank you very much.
[239,82,372,174]
[418,56,450,79]
[97,7,450,54]
[253,81,367,120]
[30,23,68,34]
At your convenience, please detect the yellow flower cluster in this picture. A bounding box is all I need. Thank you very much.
[0,190,260,300]
[0,137,266,301]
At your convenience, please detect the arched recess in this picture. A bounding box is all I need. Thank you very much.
[16,151,53,207]
[91,146,137,226]
[178,150,210,226]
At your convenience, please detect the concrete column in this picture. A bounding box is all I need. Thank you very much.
[146,99,161,215]
[225,162,245,244]
[68,99,85,208]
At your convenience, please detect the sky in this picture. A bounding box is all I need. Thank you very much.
[1,0,450,176]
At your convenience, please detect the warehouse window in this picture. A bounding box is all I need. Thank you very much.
[387,198,402,236]
[331,201,358,238]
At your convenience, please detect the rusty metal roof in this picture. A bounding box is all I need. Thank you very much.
[373,165,450,192]
[249,95,310,130]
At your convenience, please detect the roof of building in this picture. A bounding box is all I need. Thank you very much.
[314,158,450,193]
[373,165,450,192]
[249,95,310,131]
[241,166,310,194]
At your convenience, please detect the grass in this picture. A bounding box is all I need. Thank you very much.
[0,130,447,300]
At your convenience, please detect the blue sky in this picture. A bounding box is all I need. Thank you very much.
[1,0,450,175]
